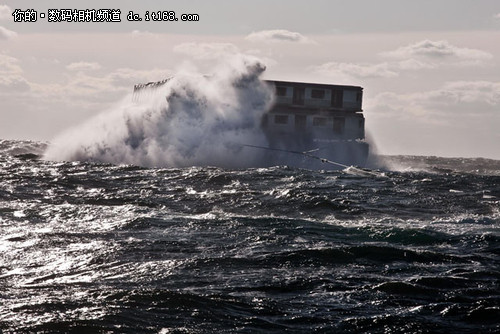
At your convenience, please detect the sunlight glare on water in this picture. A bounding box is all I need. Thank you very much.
[0,140,499,333]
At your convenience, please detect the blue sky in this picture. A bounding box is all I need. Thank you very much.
[1,0,500,159]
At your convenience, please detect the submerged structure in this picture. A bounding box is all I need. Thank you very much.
[133,78,369,169]
[262,80,369,168]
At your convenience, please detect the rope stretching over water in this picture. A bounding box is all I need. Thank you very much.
[243,144,384,177]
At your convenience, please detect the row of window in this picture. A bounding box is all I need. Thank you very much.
[276,86,287,96]
[273,115,346,134]
[311,89,326,99]
[275,115,334,125]
[276,86,362,103]
[274,115,339,125]
[276,87,325,99]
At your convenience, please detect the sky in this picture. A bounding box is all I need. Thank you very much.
[1,0,500,159]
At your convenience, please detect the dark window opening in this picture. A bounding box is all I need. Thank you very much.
[276,86,287,97]
[274,115,288,124]
[331,89,343,108]
[295,115,307,131]
[358,119,364,128]
[313,117,327,126]
[333,117,345,134]
[292,87,305,105]
[311,89,325,99]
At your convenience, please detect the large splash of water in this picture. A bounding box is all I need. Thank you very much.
[44,56,274,168]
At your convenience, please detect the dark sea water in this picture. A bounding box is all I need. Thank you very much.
[1,139,499,333]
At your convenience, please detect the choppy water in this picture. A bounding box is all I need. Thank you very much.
[1,139,499,333]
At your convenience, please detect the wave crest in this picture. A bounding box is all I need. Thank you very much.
[44,55,273,168]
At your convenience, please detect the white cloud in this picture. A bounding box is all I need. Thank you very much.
[368,91,434,120]
[0,54,30,92]
[0,26,17,40]
[0,5,11,20]
[312,61,398,79]
[412,81,500,111]
[1,55,171,104]
[438,81,500,105]
[0,75,30,92]
[0,54,22,74]
[396,58,436,70]
[39,67,172,103]
[365,81,500,158]
[313,40,494,82]
[131,30,158,38]
[173,42,240,59]
[246,29,312,43]
[495,13,500,19]
[382,40,493,62]
[66,62,102,72]
[368,81,500,119]
[107,67,172,87]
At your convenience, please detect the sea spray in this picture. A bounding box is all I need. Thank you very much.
[44,55,274,168]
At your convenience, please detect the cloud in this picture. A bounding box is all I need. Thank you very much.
[173,42,240,59]
[107,67,172,87]
[396,58,436,70]
[246,29,312,43]
[0,26,17,40]
[315,40,493,82]
[38,67,172,104]
[495,13,500,19]
[310,39,494,83]
[0,54,30,92]
[0,5,11,20]
[312,57,438,82]
[366,81,500,158]
[368,81,500,119]
[0,75,30,92]
[0,54,22,74]
[438,81,500,105]
[131,30,158,38]
[0,54,171,105]
[382,40,493,62]
[312,61,398,80]
[66,61,102,72]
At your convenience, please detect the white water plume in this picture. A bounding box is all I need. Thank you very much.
[44,56,274,168]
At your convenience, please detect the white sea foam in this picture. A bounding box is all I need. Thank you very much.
[44,55,273,168]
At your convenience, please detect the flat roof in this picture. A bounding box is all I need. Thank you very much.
[265,80,363,91]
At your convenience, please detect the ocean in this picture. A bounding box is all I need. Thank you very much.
[0,139,499,333]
